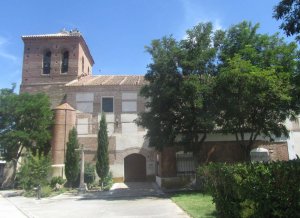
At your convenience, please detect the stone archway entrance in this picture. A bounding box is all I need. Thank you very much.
[124,153,146,182]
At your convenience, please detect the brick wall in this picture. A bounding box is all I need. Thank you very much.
[51,106,76,165]
[22,38,81,84]
[20,35,94,109]
[158,141,289,178]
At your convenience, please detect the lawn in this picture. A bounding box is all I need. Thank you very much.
[171,192,217,218]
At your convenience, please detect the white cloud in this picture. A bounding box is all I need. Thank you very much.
[0,51,18,62]
[0,36,19,62]
[213,19,223,31]
[178,0,224,38]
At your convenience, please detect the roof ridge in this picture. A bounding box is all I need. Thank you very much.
[22,29,81,38]
[101,75,114,85]
[86,76,100,85]
[119,76,128,85]
[55,103,75,111]
[66,75,146,87]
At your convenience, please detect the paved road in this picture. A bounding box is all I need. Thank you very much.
[0,182,189,218]
[0,194,28,218]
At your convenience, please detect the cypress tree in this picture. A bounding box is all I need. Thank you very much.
[96,114,109,186]
[65,127,80,187]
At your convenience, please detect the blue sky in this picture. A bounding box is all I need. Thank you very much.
[0,0,293,92]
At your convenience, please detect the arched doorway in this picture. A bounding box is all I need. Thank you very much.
[124,153,146,182]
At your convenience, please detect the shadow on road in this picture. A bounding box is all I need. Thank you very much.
[77,182,165,201]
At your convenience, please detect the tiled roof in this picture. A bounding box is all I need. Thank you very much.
[55,103,75,111]
[66,75,146,86]
[22,29,95,65]
[22,30,81,39]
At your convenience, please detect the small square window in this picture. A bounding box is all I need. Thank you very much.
[102,97,113,113]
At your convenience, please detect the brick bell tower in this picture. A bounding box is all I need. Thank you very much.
[20,29,94,177]
[20,29,94,108]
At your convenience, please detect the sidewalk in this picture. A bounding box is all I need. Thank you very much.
[0,194,28,218]
[0,185,188,218]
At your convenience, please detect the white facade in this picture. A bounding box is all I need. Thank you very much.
[71,88,155,181]
[285,117,300,159]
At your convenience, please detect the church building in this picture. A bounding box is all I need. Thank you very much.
[20,29,156,182]
[20,29,292,187]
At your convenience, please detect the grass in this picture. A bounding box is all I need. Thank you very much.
[23,186,68,198]
[171,192,217,218]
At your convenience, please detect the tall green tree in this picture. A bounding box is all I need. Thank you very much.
[65,127,80,187]
[273,0,300,42]
[138,21,300,160]
[215,21,300,158]
[180,22,222,75]
[96,114,109,185]
[137,22,219,154]
[0,86,53,162]
[214,55,294,159]
[219,21,298,74]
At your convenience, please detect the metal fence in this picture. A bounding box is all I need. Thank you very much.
[176,153,196,176]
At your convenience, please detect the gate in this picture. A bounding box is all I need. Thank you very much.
[124,153,146,182]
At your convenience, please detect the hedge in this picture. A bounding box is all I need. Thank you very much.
[198,160,300,218]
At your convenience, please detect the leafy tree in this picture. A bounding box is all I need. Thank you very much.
[96,114,109,186]
[180,22,222,75]
[0,86,53,162]
[138,21,300,160]
[273,0,300,41]
[214,55,295,159]
[175,74,216,153]
[138,36,183,150]
[215,21,300,158]
[137,22,219,154]
[17,151,51,190]
[219,21,298,75]
[65,128,80,187]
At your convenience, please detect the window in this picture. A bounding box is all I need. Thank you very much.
[176,152,196,176]
[77,118,89,135]
[76,93,94,113]
[43,51,51,74]
[122,92,137,112]
[61,51,69,73]
[102,97,113,113]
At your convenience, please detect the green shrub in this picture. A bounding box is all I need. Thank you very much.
[73,163,96,189]
[102,172,113,191]
[84,163,95,187]
[17,152,51,191]
[23,185,52,198]
[198,160,300,218]
[50,176,66,188]
[23,190,36,198]
[41,185,52,198]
